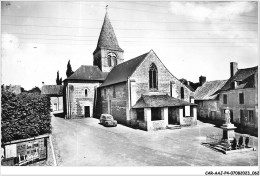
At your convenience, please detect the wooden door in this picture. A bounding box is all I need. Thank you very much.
[85,106,90,117]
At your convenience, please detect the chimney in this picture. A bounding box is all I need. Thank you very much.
[230,62,238,78]
[199,76,206,86]
[42,82,45,85]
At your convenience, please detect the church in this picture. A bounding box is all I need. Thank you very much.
[63,10,197,131]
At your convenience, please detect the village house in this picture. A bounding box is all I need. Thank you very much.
[62,10,197,130]
[194,79,227,121]
[218,62,258,132]
[41,85,63,112]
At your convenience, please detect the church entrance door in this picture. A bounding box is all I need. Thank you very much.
[85,106,90,117]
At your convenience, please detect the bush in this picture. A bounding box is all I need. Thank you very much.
[1,90,52,143]
[232,138,237,150]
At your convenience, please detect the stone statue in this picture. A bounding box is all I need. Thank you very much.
[225,109,231,124]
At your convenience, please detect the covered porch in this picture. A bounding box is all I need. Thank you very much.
[131,94,197,131]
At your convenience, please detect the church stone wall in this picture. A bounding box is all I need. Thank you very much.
[100,82,128,124]
[66,82,100,118]
[129,51,194,107]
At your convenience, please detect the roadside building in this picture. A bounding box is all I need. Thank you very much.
[63,66,107,119]
[41,85,63,112]
[194,79,227,121]
[218,62,258,132]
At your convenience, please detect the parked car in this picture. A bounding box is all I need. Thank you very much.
[100,114,117,127]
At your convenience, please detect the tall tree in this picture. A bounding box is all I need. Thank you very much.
[56,71,62,85]
[59,77,62,85]
[66,60,74,78]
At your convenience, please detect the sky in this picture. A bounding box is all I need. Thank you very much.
[1,1,258,90]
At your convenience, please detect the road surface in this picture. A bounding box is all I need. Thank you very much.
[51,114,258,166]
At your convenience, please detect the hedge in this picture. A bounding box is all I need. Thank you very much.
[1,90,52,143]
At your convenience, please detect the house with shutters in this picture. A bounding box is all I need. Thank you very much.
[63,10,197,130]
[218,62,258,133]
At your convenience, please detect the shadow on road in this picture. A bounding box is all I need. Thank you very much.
[53,112,65,118]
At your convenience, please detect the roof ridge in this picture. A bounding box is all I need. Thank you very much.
[238,65,258,71]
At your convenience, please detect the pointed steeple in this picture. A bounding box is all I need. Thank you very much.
[94,10,123,54]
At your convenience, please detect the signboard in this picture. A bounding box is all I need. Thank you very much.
[185,106,191,117]
[2,137,47,166]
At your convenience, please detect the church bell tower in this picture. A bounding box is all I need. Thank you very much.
[93,7,124,72]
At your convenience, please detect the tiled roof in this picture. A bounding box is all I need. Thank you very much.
[194,80,227,100]
[94,12,123,54]
[132,94,196,108]
[66,65,107,81]
[100,51,150,87]
[220,66,257,91]
[41,85,63,96]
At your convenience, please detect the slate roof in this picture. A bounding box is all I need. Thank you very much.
[133,94,196,108]
[185,84,195,92]
[194,80,227,100]
[94,12,123,54]
[100,51,150,87]
[220,66,257,91]
[41,85,63,96]
[66,65,107,81]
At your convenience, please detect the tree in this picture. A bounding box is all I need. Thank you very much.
[56,71,62,85]
[66,60,74,78]
[28,86,41,94]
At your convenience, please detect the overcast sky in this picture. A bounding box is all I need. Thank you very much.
[1,1,258,90]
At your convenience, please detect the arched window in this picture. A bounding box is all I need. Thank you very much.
[107,56,111,67]
[149,63,158,90]
[85,89,88,97]
[113,58,117,66]
[181,87,184,99]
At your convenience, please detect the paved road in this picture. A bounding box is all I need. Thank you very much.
[51,114,258,166]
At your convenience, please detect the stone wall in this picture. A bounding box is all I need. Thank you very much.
[129,50,194,107]
[99,82,128,124]
[93,49,124,72]
[66,82,100,119]
[196,100,222,121]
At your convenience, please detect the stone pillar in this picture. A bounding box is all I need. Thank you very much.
[164,107,169,126]
[144,108,151,131]
[193,107,197,125]
[179,108,183,125]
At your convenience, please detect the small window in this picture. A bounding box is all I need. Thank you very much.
[190,96,194,103]
[85,89,88,97]
[248,110,254,122]
[104,88,107,99]
[113,58,117,66]
[239,93,244,104]
[151,108,162,121]
[108,56,111,67]
[223,94,227,104]
[113,86,116,98]
[181,87,184,99]
[137,109,144,121]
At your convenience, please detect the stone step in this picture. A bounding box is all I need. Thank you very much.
[167,125,181,130]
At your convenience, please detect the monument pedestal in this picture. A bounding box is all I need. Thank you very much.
[221,123,237,141]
